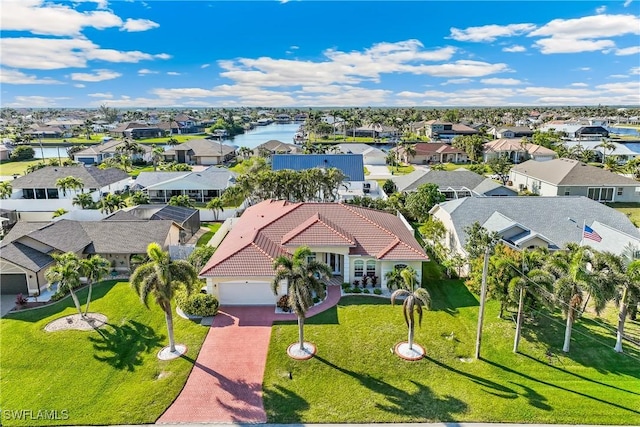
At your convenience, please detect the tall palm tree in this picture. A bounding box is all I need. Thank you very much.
[206,197,224,221]
[73,192,94,209]
[596,139,616,164]
[271,246,331,353]
[0,181,12,199]
[151,145,164,171]
[99,193,126,214]
[130,243,198,353]
[129,191,150,206]
[390,266,431,352]
[56,176,84,197]
[611,246,640,353]
[45,252,83,316]
[80,255,110,316]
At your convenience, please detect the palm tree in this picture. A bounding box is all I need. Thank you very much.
[99,193,126,214]
[151,145,164,171]
[130,243,198,353]
[545,244,613,352]
[129,191,150,206]
[83,119,94,140]
[271,246,331,353]
[52,208,68,218]
[80,255,110,316]
[390,266,431,352]
[237,146,253,160]
[596,139,616,164]
[206,197,224,221]
[169,194,194,208]
[45,252,83,316]
[0,181,12,199]
[56,176,84,197]
[73,193,94,209]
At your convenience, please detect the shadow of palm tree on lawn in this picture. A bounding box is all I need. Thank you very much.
[88,320,163,371]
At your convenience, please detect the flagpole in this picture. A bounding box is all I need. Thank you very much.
[580,220,585,247]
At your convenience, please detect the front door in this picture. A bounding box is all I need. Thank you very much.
[328,253,341,275]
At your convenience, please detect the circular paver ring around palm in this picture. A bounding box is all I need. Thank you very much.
[158,344,187,360]
[287,342,316,360]
[394,341,425,361]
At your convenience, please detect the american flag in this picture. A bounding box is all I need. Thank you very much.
[583,225,602,242]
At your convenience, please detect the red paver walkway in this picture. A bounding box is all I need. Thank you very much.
[157,285,342,424]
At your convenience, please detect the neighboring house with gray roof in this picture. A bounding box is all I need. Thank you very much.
[132,166,237,203]
[430,196,640,274]
[335,143,387,165]
[510,158,640,202]
[0,218,181,295]
[163,139,236,165]
[72,139,153,165]
[393,169,516,199]
[253,140,300,157]
[3,165,130,217]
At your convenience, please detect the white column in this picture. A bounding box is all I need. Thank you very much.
[343,256,350,284]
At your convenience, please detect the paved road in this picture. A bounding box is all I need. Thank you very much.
[0,294,16,317]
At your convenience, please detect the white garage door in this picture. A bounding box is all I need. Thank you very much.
[218,281,275,305]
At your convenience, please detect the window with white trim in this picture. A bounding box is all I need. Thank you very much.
[587,187,614,202]
[366,260,376,277]
[354,260,364,277]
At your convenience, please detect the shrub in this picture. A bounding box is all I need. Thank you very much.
[15,293,28,305]
[352,279,360,288]
[373,288,382,295]
[276,295,291,312]
[313,296,320,304]
[341,282,351,290]
[175,289,219,317]
[352,287,362,294]
[10,145,35,161]
[363,289,370,294]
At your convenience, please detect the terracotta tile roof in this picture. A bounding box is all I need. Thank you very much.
[411,143,466,156]
[200,200,428,277]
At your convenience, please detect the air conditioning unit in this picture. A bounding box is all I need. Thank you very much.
[518,184,525,191]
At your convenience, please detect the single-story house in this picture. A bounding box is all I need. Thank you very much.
[335,143,387,165]
[393,143,468,165]
[0,218,181,295]
[105,204,200,241]
[3,165,130,215]
[510,158,640,202]
[483,138,557,163]
[419,120,479,141]
[109,122,150,138]
[488,126,534,139]
[163,139,236,165]
[199,199,429,305]
[393,169,517,199]
[253,140,300,156]
[25,126,68,139]
[429,196,640,273]
[73,139,154,165]
[272,154,365,181]
[132,166,236,203]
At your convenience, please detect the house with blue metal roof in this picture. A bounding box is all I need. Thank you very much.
[271,154,365,181]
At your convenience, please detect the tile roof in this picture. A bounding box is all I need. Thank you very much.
[200,200,428,277]
[164,139,236,157]
[483,139,556,157]
[255,140,299,153]
[511,158,639,186]
[410,143,466,156]
[73,139,153,156]
[271,154,365,181]
[11,165,129,189]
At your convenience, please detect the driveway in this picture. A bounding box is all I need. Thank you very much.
[157,285,342,424]
[1,295,16,317]
[365,164,392,179]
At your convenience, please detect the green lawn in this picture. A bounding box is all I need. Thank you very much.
[141,134,206,144]
[196,222,222,246]
[263,281,640,424]
[388,164,415,175]
[0,281,209,426]
[607,202,640,227]
[0,160,43,176]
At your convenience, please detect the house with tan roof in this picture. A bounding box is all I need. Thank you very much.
[163,139,236,165]
[483,138,557,164]
[253,139,300,156]
[199,200,429,305]
[419,120,479,141]
[72,138,153,165]
[393,142,468,165]
[509,158,640,202]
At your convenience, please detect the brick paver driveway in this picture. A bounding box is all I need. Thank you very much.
[157,286,342,424]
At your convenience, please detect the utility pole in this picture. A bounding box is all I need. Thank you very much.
[474,247,490,360]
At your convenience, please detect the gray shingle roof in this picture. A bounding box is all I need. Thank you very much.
[134,167,236,191]
[73,139,153,156]
[436,196,640,250]
[511,158,639,186]
[0,242,54,272]
[395,169,516,196]
[164,139,235,157]
[11,165,129,189]
[272,154,365,181]
[81,220,175,254]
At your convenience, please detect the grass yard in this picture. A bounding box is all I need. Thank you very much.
[263,280,640,424]
[0,281,209,426]
[388,164,415,175]
[196,222,222,246]
[140,134,205,144]
[607,202,640,227]
[0,160,43,176]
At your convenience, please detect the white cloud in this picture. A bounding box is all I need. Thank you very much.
[0,68,62,84]
[449,23,536,42]
[74,83,85,88]
[138,68,159,75]
[167,71,181,76]
[70,69,122,82]
[441,78,473,85]
[530,14,640,54]
[630,67,640,75]
[596,6,607,14]
[87,92,113,98]
[624,0,633,7]
[615,46,640,56]
[502,45,526,53]
[0,37,171,70]
[570,82,589,87]
[608,74,628,79]
[121,18,159,32]
[410,60,511,78]
[6,95,69,107]
[289,45,299,50]
[1,0,122,36]
[480,78,523,85]
[578,67,591,71]
[201,64,210,69]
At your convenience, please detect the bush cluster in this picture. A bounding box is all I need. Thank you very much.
[175,290,219,317]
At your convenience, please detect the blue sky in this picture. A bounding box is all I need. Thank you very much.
[1,0,639,108]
